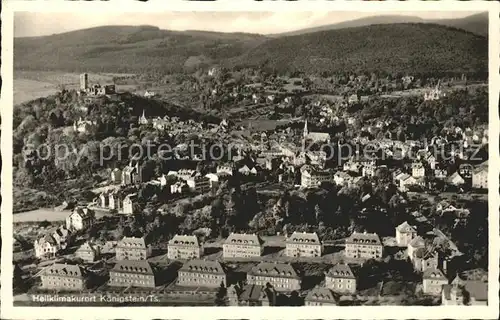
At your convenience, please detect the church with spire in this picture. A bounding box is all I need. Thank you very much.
[302,119,330,146]
[139,109,149,125]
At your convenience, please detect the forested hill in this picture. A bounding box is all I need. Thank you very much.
[14,25,267,73]
[229,23,488,77]
[15,23,487,77]
[271,12,488,37]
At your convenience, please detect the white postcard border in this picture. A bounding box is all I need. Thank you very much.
[1,1,499,319]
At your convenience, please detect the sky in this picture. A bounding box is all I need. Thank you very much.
[14,11,480,37]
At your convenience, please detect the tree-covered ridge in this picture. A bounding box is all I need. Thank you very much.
[14,23,487,77]
[229,23,488,77]
[14,25,267,74]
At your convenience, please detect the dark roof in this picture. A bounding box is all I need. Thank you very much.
[179,259,225,275]
[464,281,488,301]
[423,268,447,280]
[112,260,153,275]
[239,284,269,302]
[346,232,382,246]
[286,232,321,245]
[248,262,299,279]
[224,233,263,246]
[305,287,337,304]
[42,263,84,278]
[117,236,147,249]
[168,234,200,246]
[326,264,355,279]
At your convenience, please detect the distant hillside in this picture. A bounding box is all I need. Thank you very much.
[272,13,488,37]
[272,15,426,37]
[15,23,487,77]
[229,23,488,76]
[430,12,488,36]
[14,25,267,73]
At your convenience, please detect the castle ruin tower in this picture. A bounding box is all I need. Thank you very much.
[80,73,89,91]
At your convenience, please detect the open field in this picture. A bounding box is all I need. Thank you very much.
[13,208,112,223]
[14,70,135,105]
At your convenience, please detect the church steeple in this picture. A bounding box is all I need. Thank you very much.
[303,119,308,138]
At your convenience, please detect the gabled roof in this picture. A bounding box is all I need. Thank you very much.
[346,232,382,246]
[249,262,299,279]
[76,241,98,254]
[408,236,425,248]
[423,268,447,280]
[239,284,270,302]
[112,260,153,275]
[326,264,355,279]
[286,232,321,245]
[396,221,416,233]
[42,263,84,278]
[305,287,337,303]
[71,207,95,219]
[168,234,200,247]
[117,236,147,249]
[180,259,225,275]
[464,281,488,301]
[39,234,57,246]
[224,233,263,246]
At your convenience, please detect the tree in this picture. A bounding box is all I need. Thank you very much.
[214,282,228,306]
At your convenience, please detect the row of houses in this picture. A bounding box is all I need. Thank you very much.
[39,259,355,295]
[35,207,95,259]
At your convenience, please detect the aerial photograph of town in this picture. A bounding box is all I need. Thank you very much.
[10,10,490,308]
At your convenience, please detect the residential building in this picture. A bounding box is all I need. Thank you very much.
[40,263,86,291]
[108,260,156,288]
[411,162,425,178]
[447,171,465,186]
[75,241,100,263]
[121,161,139,185]
[442,277,488,305]
[345,231,383,260]
[170,181,188,194]
[109,190,123,211]
[413,248,439,273]
[304,287,337,306]
[110,168,122,184]
[300,165,333,188]
[362,163,376,177]
[458,163,473,179]
[407,236,425,261]
[472,165,487,189]
[186,175,212,193]
[216,164,235,176]
[223,233,264,258]
[434,169,447,179]
[334,171,353,186]
[227,284,277,306]
[285,232,322,258]
[123,193,138,215]
[52,226,73,249]
[177,259,226,288]
[115,237,151,261]
[422,268,448,295]
[395,221,417,246]
[396,174,418,192]
[34,235,59,259]
[73,118,97,133]
[167,235,203,260]
[66,207,95,231]
[247,262,301,292]
[98,191,109,208]
[325,264,356,294]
